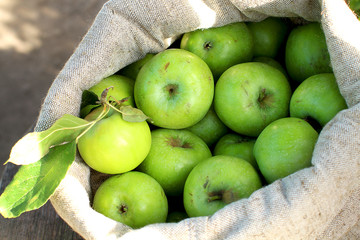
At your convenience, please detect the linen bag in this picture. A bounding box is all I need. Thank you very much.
[34,0,360,239]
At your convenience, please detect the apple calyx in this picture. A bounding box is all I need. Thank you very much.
[203,41,213,50]
[166,136,192,149]
[257,88,274,109]
[207,189,239,204]
[118,203,128,214]
[165,84,179,98]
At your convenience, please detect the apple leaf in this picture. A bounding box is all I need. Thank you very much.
[80,90,100,118]
[0,140,76,218]
[349,0,360,10]
[7,114,91,165]
[81,90,100,109]
[118,105,151,122]
[349,0,360,16]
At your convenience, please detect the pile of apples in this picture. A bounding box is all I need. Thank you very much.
[77,18,347,228]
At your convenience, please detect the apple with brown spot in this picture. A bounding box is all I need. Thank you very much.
[137,128,212,196]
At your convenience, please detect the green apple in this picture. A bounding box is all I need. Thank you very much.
[285,22,332,83]
[77,110,151,174]
[88,74,135,105]
[134,49,214,129]
[183,155,262,217]
[185,105,228,147]
[252,56,288,78]
[137,128,212,196]
[180,22,253,80]
[80,74,135,118]
[247,17,290,58]
[253,117,318,184]
[92,171,168,229]
[290,73,347,128]
[213,133,258,171]
[118,53,155,80]
[214,62,291,137]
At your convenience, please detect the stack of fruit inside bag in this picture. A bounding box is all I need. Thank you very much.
[77,18,348,228]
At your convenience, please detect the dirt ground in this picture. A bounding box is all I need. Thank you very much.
[0,0,108,178]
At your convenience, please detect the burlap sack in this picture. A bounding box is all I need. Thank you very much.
[34,0,360,239]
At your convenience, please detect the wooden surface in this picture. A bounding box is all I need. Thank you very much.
[0,164,83,240]
[0,1,108,238]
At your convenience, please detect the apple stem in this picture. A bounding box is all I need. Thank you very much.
[207,189,238,204]
[258,88,267,103]
[257,88,273,109]
[166,137,192,148]
[207,194,222,202]
[100,86,114,104]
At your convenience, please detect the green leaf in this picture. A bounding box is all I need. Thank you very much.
[118,105,151,122]
[81,90,100,109]
[349,0,360,15]
[351,0,360,9]
[80,90,100,118]
[7,114,90,165]
[0,141,76,218]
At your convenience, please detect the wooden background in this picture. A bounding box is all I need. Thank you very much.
[0,0,107,239]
